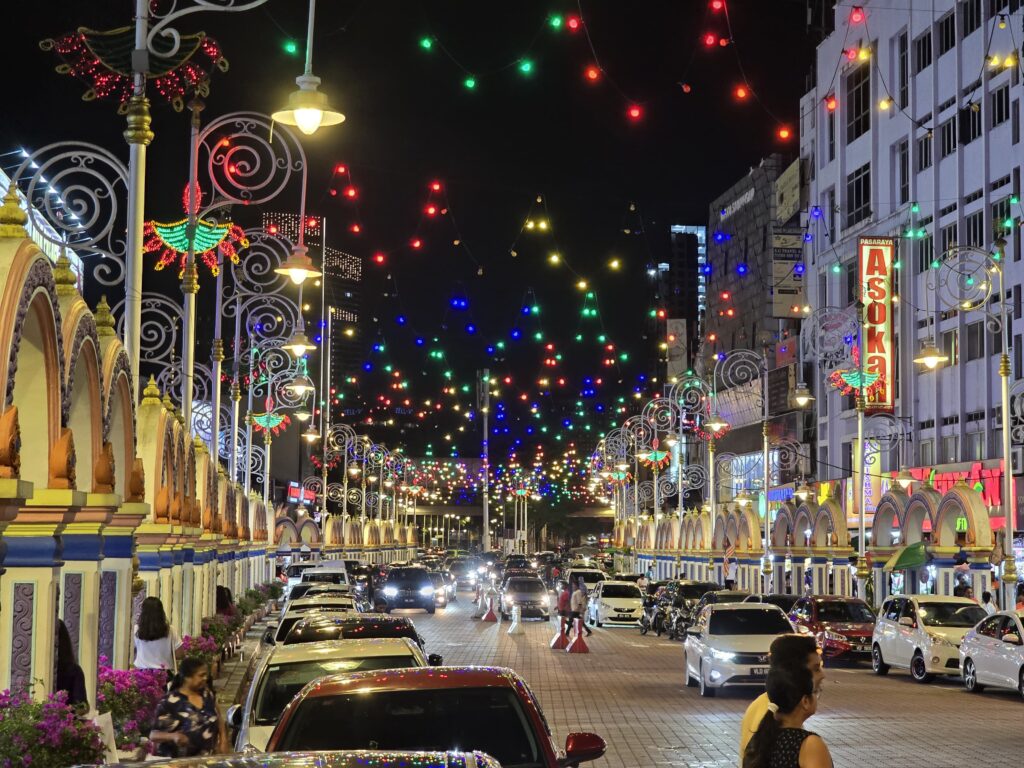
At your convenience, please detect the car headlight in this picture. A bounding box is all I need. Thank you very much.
[382,586,398,597]
[820,630,849,644]
[710,649,736,661]
[531,561,538,568]
[468,573,477,581]
[541,595,550,607]
[419,586,434,597]
[435,588,445,595]
[926,632,956,648]
[477,566,487,574]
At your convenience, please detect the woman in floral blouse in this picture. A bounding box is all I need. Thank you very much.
[149,657,228,758]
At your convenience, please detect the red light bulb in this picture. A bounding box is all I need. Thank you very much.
[710,0,725,9]
[718,36,729,46]
[777,126,792,140]
[681,82,692,93]
[267,224,278,235]
[825,95,837,111]
[627,104,643,121]
[584,65,600,82]
[734,85,749,100]
[430,181,442,192]
[425,204,437,216]
[373,252,386,264]
[306,217,318,228]
[845,48,858,60]
[566,15,581,31]
[703,32,716,47]
[349,223,361,234]
[410,238,423,249]
[344,185,358,199]
[850,6,864,23]
[334,163,347,174]
[329,188,338,197]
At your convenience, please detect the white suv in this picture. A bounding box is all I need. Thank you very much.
[872,594,987,683]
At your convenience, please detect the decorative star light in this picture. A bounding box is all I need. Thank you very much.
[144,218,248,276]
[252,411,290,436]
[637,439,672,470]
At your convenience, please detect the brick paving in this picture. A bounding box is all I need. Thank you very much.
[402,592,1022,768]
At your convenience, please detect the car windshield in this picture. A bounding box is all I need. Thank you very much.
[303,572,347,584]
[285,620,418,645]
[571,571,603,586]
[428,573,445,587]
[678,584,718,600]
[917,602,988,627]
[710,609,793,635]
[816,601,875,623]
[387,569,432,585]
[448,561,478,575]
[602,584,641,599]
[254,657,419,724]
[508,580,545,593]
[276,687,541,768]
[286,564,315,578]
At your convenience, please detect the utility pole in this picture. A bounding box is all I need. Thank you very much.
[479,368,491,551]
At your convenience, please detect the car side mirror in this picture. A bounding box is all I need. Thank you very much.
[226,704,242,729]
[685,626,700,636]
[898,616,915,628]
[427,653,444,666]
[1003,633,1022,645]
[262,629,276,645]
[559,732,606,767]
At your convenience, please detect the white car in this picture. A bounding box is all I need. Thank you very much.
[228,637,438,751]
[268,599,358,644]
[300,564,351,586]
[872,595,988,682]
[565,568,606,595]
[684,603,795,697]
[588,580,644,627]
[959,609,1024,696]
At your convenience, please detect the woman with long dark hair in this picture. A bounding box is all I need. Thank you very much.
[742,666,832,768]
[55,619,88,709]
[149,658,228,758]
[133,596,182,671]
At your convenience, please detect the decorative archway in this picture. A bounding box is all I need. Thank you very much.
[904,485,942,545]
[62,308,102,493]
[934,481,993,550]
[872,488,909,548]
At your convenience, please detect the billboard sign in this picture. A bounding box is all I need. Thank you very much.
[859,237,895,413]
[771,231,805,317]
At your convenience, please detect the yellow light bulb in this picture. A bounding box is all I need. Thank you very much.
[538,220,549,230]
[1004,53,1017,68]
[609,258,621,270]
[526,220,535,230]
[858,47,870,60]
[548,253,561,265]
[576,279,588,290]
[879,98,891,110]
[989,54,1001,68]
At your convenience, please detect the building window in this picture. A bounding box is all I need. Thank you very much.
[920,439,934,466]
[992,197,1012,237]
[898,31,909,108]
[942,435,959,463]
[939,117,957,157]
[938,12,956,55]
[846,261,857,305]
[897,140,910,204]
[990,0,1010,14]
[967,432,984,460]
[966,321,984,361]
[846,63,871,142]
[1013,99,1020,143]
[828,110,835,161]
[991,325,1003,355]
[966,209,985,246]
[961,0,982,37]
[916,233,934,273]
[846,163,871,227]
[827,188,836,236]
[916,133,933,170]
[960,105,982,143]
[941,329,959,365]
[940,222,958,258]
[992,84,1010,126]
[914,31,932,73]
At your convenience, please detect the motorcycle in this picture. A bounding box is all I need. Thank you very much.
[639,599,671,636]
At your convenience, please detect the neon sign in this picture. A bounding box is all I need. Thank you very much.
[859,237,895,413]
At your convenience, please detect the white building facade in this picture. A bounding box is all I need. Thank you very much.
[801,0,1024,538]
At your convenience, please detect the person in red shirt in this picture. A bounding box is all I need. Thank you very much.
[556,583,571,636]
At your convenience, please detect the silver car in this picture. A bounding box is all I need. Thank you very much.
[499,577,551,620]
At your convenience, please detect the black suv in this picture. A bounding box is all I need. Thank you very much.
[379,567,436,614]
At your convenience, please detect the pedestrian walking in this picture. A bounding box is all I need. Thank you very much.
[133,597,183,675]
[981,590,997,615]
[556,582,571,635]
[149,658,228,758]
[739,634,823,763]
[741,665,832,768]
[569,580,592,636]
[55,619,88,710]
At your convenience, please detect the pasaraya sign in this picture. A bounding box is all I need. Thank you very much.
[859,237,895,413]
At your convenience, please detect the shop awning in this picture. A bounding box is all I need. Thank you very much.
[882,541,928,572]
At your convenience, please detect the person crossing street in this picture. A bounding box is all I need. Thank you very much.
[569,579,593,637]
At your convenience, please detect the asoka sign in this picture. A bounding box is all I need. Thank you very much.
[859,237,895,413]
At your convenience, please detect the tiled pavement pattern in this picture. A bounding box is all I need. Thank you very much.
[222,595,1023,767]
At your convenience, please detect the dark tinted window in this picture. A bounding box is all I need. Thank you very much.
[917,602,987,628]
[815,601,874,623]
[709,609,793,635]
[286,564,316,578]
[254,657,420,723]
[761,595,798,613]
[387,568,432,586]
[976,616,1005,638]
[883,599,901,621]
[507,580,545,593]
[277,687,541,767]
[601,584,641,599]
[678,583,719,600]
[569,571,603,586]
[303,572,347,584]
[284,618,420,645]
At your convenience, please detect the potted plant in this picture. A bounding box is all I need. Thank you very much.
[180,634,219,666]
[0,688,105,768]
[95,659,166,761]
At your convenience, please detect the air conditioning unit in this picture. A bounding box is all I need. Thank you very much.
[1012,445,1024,476]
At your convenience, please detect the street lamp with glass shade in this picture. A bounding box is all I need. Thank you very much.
[283,330,316,357]
[792,382,814,408]
[274,246,322,286]
[294,407,311,423]
[913,338,949,369]
[287,373,315,396]
[894,467,915,491]
[794,480,814,502]
[301,425,320,443]
[705,412,730,433]
[272,0,345,136]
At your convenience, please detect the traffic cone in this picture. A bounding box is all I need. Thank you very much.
[482,595,498,622]
[566,618,589,653]
[550,616,569,649]
[507,605,524,635]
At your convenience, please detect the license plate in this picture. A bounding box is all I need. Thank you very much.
[751,667,769,677]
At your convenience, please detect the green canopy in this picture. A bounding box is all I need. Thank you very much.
[882,541,928,572]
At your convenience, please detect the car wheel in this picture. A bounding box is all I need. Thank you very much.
[427,605,436,615]
[910,651,934,683]
[1018,668,1024,700]
[698,662,716,698]
[962,658,984,693]
[685,655,697,688]
[501,612,508,621]
[871,644,889,676]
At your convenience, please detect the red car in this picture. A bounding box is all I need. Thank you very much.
[265,666,606,768]
[789,595,876,658]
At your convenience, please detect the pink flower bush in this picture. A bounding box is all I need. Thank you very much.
[0,689,105,768]
[96,657,165,750]
[181,634,218,664]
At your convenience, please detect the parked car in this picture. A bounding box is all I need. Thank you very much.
[285,581,351,603]
[685,590,750,627]
[267,604,358,645]
[300,564,351,586]
[427,571,450,608]
[588,580,644,627]
[110,751,502,768]
[684,603,796,697]
[564,568,606,594]
[281,594,357,617]
[499,576,551,620]
[959,609,1024,696]
[283,614,426,649]
[380,567,437,613]
[229,638,439,751]
[743,593,800,614]
[872,595,988,682]
[789,596,876,658]
[264,666,606,768]
[283,562,318,596]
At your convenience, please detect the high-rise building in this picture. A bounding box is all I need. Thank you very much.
[666,225,705,379]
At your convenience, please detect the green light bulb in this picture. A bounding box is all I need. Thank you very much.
[419,37,433,50]
[533,331,543,341]
[911,202,920,213]
[893,260,902,269]
[283,40,299,55]
[1004,217,1014,229]
[518,59,534,75]
[1013,196,1020,205]
[575,334,583,341]
[598,334,606,342]
[549,14,563,28]
[931,259,940,269]
[531,305,540,314]
[463,77,477,90]
[831,263,841,274]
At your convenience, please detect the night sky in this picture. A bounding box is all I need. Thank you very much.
[1,1,817,490]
